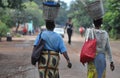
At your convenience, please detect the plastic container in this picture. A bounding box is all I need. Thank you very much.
[6,32,12,41]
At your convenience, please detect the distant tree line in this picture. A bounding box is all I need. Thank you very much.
[0,0,120,39]
[67,0,120,39]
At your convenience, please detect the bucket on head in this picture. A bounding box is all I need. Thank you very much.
[84,0,104,20]
[43,1,60,20]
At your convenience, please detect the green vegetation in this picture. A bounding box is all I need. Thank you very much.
[67,0,93,30]
[0,0,120,39]
[23,1,44,27]
[0,21,9,38]
[56,1,68,25]
[103,0,120,39]
[68,0,120,39]
[0,0,44,34]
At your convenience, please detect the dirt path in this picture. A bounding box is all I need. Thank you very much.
[0,33,120,78]
[0,36,36,78]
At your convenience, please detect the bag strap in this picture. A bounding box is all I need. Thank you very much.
[85,28,96,41]
[85,28,90,41]
[93,29,96,39]
[36,32,44,48]
[91,28,96,39]
[39,32,42,39]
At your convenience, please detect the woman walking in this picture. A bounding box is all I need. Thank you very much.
[65,17,73,45]
[34,20,72,78]
[85,18,115,78]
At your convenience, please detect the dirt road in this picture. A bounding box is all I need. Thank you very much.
[0,33,120,78]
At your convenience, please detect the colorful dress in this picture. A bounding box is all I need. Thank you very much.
[38,51,60,78]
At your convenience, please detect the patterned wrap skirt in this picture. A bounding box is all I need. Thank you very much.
[87,53,106,78]
[38,51,60,78]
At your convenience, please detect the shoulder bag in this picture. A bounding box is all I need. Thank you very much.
[31,32,45,65]
[80,28,96,65]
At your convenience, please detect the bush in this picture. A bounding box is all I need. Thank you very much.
[109,28,117,39]
[0,21,9,37]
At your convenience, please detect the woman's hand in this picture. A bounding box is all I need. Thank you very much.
[110,62,115,71]
[62,52,72,68]
[67,61,72,68]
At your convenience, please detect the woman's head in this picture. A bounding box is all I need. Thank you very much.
[45,20,55,31]
[67,17,72,24]
[93,18,103,28]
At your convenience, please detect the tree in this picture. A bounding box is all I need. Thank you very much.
[68,0,92,30]
[0,0,33,9]
[0,21,9,41]
[0,0,33,33]
[23,1,44,28]
[55,1,68,25]
[103,0,120,39]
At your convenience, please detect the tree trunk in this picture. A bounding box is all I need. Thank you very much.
[0,37,1,42]
[16,22,20,33]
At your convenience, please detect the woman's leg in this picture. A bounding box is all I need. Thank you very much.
[67,29,72,44]
[67,29,70,44]
[94,53,106,78]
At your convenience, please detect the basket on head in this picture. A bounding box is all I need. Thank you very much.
[84,0,104,20]
[43,1,60,20]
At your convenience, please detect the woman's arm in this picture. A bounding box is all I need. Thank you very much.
[105,34,113,62]
[62,52,72,68]
[105,33,115,71]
